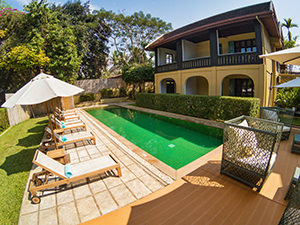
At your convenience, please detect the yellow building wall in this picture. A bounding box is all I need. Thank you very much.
[218,32,256,54]
[155,24,281,107]
[195,41,210,58]
[155,64,267,105]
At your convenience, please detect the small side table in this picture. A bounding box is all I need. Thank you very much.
[285,167,300,200]
[292,134,300,154]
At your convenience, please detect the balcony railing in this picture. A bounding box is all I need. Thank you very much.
[217,52,261,66]
[182,57,211,69]
[155,52,262,73]
[156,63,177,73]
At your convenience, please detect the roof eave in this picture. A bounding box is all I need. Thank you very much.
[146,11,275,51]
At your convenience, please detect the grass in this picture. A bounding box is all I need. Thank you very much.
[0,117,48,224]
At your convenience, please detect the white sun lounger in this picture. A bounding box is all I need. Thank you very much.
[42,127,96,151]
[29,150,121,204]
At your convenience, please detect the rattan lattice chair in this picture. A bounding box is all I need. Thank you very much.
[279,176,300,225]
[260,107,295,140]
[221,115,283,192]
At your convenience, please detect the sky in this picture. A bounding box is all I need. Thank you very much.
[6,0,300,42]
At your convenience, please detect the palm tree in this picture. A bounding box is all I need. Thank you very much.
[282,18,298,42]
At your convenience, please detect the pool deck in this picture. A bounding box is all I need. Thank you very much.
[18,107,173,225]
[84,127,300,225]
[18,104,300,225]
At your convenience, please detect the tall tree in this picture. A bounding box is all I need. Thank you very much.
[0,0,11,9]
[97,10,172,70]
[51,1,110,79]
[0,0,81,100]
[282,18,298,42]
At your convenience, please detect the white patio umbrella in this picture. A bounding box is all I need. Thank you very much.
[1,72,84,149]
[259,46,300,65]
[275,77,300,88]
[1,72,83,108]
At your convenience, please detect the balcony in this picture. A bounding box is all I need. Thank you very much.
[155,52,262,73]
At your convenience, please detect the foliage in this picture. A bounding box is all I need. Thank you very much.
[0,108,9,133]
[282,18,298,42]
[99,87,127,98]
[275,88,300,111]
[44,24,80,82]
[122,64,154,99]
[0,117,48,224]
[0,0,11,10]
[51,1,110,79]
[79,93,95,102]
[0,45,49,92]
[0,0,81,100]
[136,93,260,121]
[122,64,154,84]
[283,36,298,49]
[97,9,171,73]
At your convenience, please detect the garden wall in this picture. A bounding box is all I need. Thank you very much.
[75,76,126,94]
[136,93,260,121]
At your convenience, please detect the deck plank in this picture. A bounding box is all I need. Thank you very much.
[83,129,300,225]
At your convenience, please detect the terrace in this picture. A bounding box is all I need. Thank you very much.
[16,103,300,224]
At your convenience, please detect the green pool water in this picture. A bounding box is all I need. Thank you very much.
[86,107,223,169]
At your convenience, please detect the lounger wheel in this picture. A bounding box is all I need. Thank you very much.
[31,196,41,204]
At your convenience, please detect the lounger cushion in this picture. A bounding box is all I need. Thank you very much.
[63,131,93,142]
[35,151,66,178]
[71,155,117,177]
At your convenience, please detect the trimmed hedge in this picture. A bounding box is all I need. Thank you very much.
[79,93,95,102]
[0,108,9,133]
[135,93,260,121]
[99,87,127,98]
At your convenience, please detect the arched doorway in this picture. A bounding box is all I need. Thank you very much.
[160,78,176,94]
[184,76,208,95]
[222,75,254,97]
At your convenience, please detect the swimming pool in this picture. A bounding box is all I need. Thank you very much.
[86,106,222,170]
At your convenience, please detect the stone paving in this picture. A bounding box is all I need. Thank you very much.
[18,108,173,225]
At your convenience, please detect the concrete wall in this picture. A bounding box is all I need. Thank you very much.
[157,48,177,65]
[182,40,197,60]
[75,77,125,94]
[182,40,210,60]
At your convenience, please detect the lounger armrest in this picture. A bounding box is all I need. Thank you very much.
[54,128,64,134]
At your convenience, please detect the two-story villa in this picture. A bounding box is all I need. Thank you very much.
[146,1,283,106]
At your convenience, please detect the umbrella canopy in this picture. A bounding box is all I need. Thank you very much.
[259,46,300,65]
[275,77,300,88]
[1,73,84,108]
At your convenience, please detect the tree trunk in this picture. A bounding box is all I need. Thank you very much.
[132,84,136,100]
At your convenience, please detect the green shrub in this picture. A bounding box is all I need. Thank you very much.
[79,93,95,102]
[275,88,300,111]
[99,87,128,98]
[119,87,127,97]
[135,93,260,121]
[0,108,9,133]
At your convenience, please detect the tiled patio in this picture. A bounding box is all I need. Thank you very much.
[18,108,173,225]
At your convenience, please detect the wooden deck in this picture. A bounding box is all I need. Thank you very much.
[83,129,300,225]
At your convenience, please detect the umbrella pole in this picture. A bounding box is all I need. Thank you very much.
[45,102,58,150]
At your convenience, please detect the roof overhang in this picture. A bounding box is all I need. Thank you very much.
[146,2,282,51]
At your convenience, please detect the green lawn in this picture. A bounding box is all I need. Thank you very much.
[0,117,48,224]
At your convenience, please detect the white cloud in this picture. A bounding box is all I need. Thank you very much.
[88,2,99,12]
[16,0,30,5]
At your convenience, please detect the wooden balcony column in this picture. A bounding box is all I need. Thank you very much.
[176,39,183,70]
[254,20,263,63]
[209,28,218,66]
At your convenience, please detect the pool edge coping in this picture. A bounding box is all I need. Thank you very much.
[80,103,224,180]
